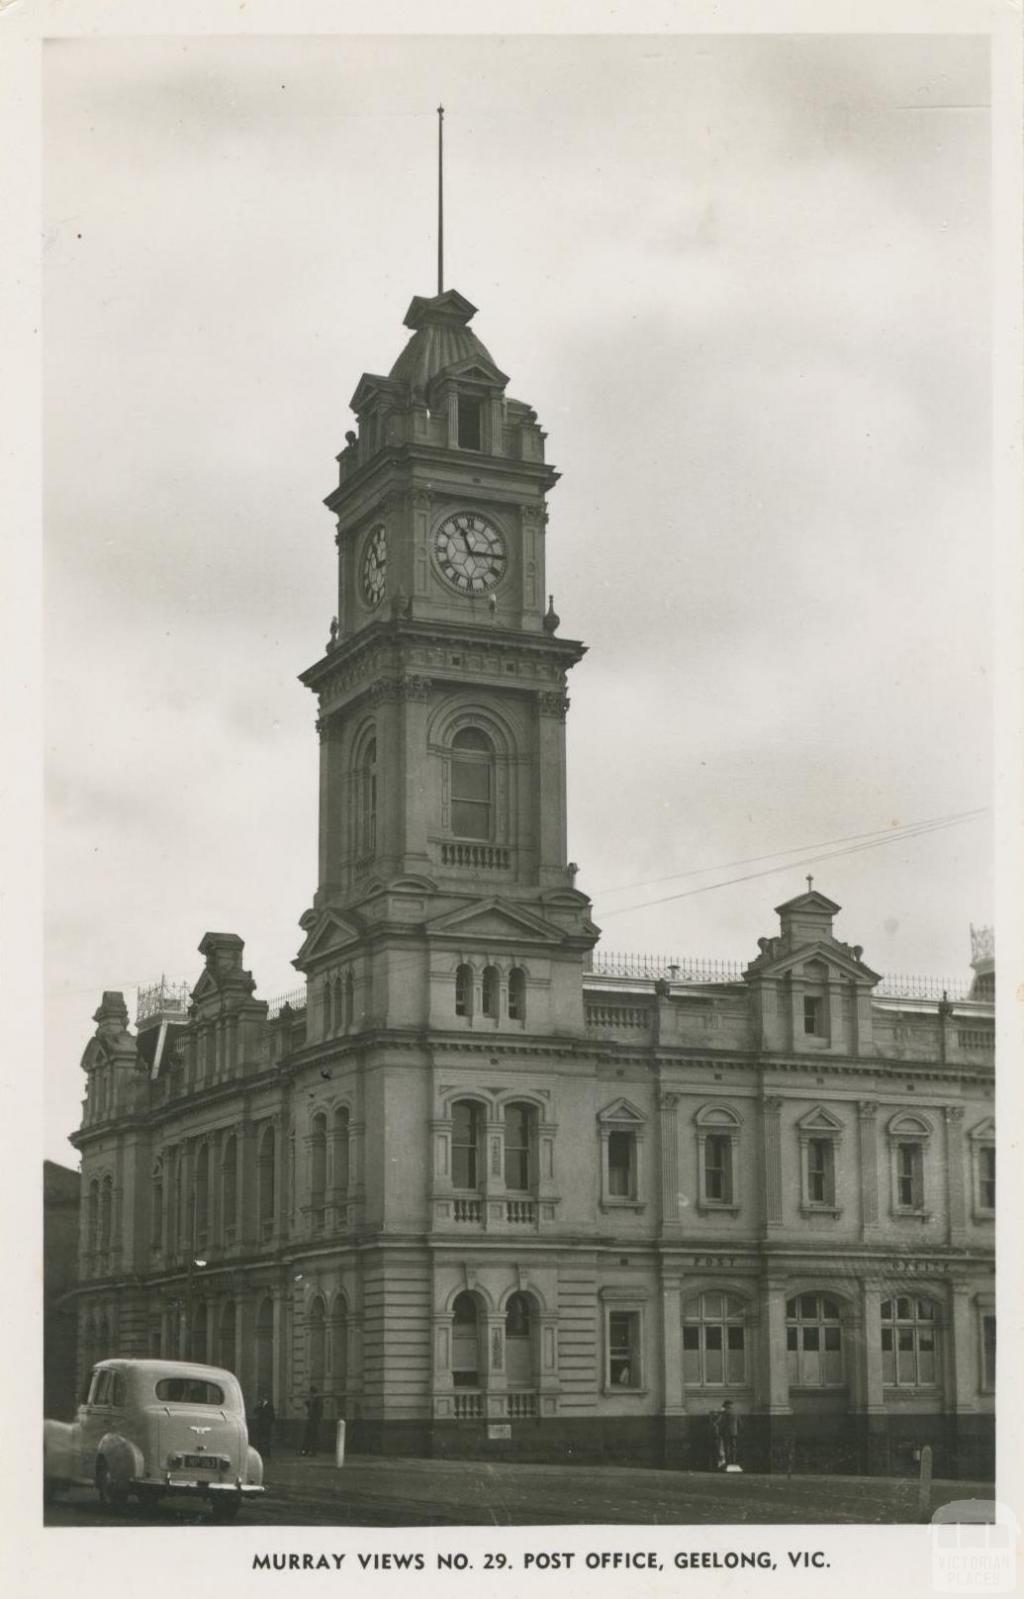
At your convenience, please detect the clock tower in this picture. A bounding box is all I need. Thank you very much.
[295,287,598,1038]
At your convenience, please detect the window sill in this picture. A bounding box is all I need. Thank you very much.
[601,1385,648,1397]
[891,1208,933,1221]
[971,1208,995,1223]
[600,1199,646,1212]
[696,1202,740,1215]
[799,1204,843,1219]
[882,1384,939,1394]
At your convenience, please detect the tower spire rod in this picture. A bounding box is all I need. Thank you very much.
[437,104,444,295]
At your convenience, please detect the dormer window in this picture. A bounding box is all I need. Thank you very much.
[457,396,482,450]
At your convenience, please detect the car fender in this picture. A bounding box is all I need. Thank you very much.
[44,1419,78,1481]
[246,1445,264,1486]
[98,1431,144,1488]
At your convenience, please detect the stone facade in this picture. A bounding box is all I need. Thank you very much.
[44,1160,81,1419]
[65,288,995,1475]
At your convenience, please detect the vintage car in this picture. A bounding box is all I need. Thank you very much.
[44,1358,265,1519]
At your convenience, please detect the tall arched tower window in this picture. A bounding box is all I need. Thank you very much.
[504,1103,536,1192]
[221,1135,237,1242]
[450,727,493,840]
[452,1100,482,1190]
[359,737,377,855]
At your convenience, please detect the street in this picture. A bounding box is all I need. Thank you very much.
[43,1454,994,1528]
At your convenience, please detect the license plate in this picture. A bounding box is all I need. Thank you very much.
[182,1454,217,1470]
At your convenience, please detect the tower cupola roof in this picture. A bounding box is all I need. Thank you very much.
[387,289,507,393]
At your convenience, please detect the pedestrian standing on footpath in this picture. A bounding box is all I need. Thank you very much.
[719,1399,740,1468]
[301,1385,323,1456]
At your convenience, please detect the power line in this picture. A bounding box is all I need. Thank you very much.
[598,809,987,920]
[592,806,989,899]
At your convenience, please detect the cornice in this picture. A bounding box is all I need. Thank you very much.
[301,617,585,695]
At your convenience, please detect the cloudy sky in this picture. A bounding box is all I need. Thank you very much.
[43,32,992,1163]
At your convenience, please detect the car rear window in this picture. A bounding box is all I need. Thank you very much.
[155,1378,225,1405]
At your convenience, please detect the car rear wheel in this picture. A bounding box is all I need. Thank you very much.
[209,1494,241,1522]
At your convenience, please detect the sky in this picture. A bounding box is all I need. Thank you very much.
[42,32,992,1165]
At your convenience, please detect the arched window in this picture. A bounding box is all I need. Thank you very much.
[333,1107,350,1197]
[308,1296,326,1388]
[455,964,473,1018]
[322,978,332,1037]
[258,1126,276,1238]
[195,1144,209,1247]
[881,1296,938,1387]
[452,1101,482,1190]
[99,1176,113,1252]
[344,970,355,1029]
[450,727,493,840]
[786,1294,844,1387]
[333,976,342,1035]
[359,736,377,855]
[151,1164,164,1251]
[218,1299,236,1371]
[452,1292,481,1388]
[505,1292,537,1389]
[97,1310,111,1357]
[504,1102,535,1192]
[222,1135,238,1242]
[482,965,500,1019]
[682,1292,749,1387]
[310,1113,327,1232]
[508,967,526,1022]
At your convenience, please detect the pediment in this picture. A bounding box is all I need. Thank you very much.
[349,372,401,412]
[969,1117,995,1142]
[796,1105,845,1134]
[746,938,880,986]
[887,1111,934,1139]
[293,909,366,969]
[597,1097,647,1126]
[430,354,509,389]
[425,897,566,946]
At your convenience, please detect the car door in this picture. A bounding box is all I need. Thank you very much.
[77,1368,112,1480]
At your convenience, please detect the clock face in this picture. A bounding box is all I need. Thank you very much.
[361,525,387,608]
[433,512,507,594]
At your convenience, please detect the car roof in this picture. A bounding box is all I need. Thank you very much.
[93,1358,237,1383]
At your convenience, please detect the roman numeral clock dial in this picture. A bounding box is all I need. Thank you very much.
[433,512,507,594]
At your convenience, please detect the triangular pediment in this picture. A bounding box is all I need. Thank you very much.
[745,938,880,986]
[349,372,402,413]
[797,1104,845,1134]
[293,909,366,970]
[597,1097,647,1126]
[425,897,567,946]
[775,889,842,917]
[430,354,510,388]
[969,1117,995,1142]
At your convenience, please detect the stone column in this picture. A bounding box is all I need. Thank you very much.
[536,692,569,886]
[660,1274,685,1416]
[944,1106,967,1246]
[761,1097,784,1232]
[757,1279,791,1415]
[659,1093,682,1236]
[485,1316,507,1419]
[947,1282,977,1415]
[858,1101,880,1240]
[856,1282,888,1474]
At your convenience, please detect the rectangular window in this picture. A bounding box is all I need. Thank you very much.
[504,1106,532,1192]
[457,397,482,450]
[897,1143,923,1208]
[980,1147,995,1210]
[726,1325,746,1384]
[804,996,824,1035]
[807,1138,835,1205]
[608,1131,635,1198]
[451,759,491,840]
[608,1310,640,1388]
[704,1135,733,1204]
